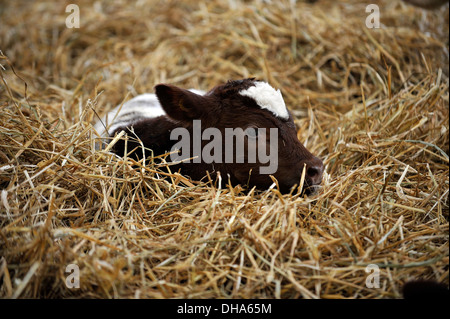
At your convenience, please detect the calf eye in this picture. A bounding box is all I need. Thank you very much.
[245,127,259,138]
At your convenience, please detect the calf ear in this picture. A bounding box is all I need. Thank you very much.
[155,84,205,121]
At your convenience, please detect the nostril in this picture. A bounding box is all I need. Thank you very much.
[307,167,320,179]
[305,162,324,185]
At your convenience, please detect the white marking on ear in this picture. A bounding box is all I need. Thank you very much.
[93,94,163,137]
[94,90,206,137]
[239,81,289,120]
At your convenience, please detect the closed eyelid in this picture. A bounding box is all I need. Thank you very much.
[244,127,259,137]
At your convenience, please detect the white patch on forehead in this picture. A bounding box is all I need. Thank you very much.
[239,81,289,120]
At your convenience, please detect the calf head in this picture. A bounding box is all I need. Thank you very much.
[154,78,324,195]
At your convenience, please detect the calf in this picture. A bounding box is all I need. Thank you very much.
[94,78,323,194]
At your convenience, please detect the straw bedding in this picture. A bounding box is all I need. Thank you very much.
[0,0,448,299]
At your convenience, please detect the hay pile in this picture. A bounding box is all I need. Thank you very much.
[0,0,448,299]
